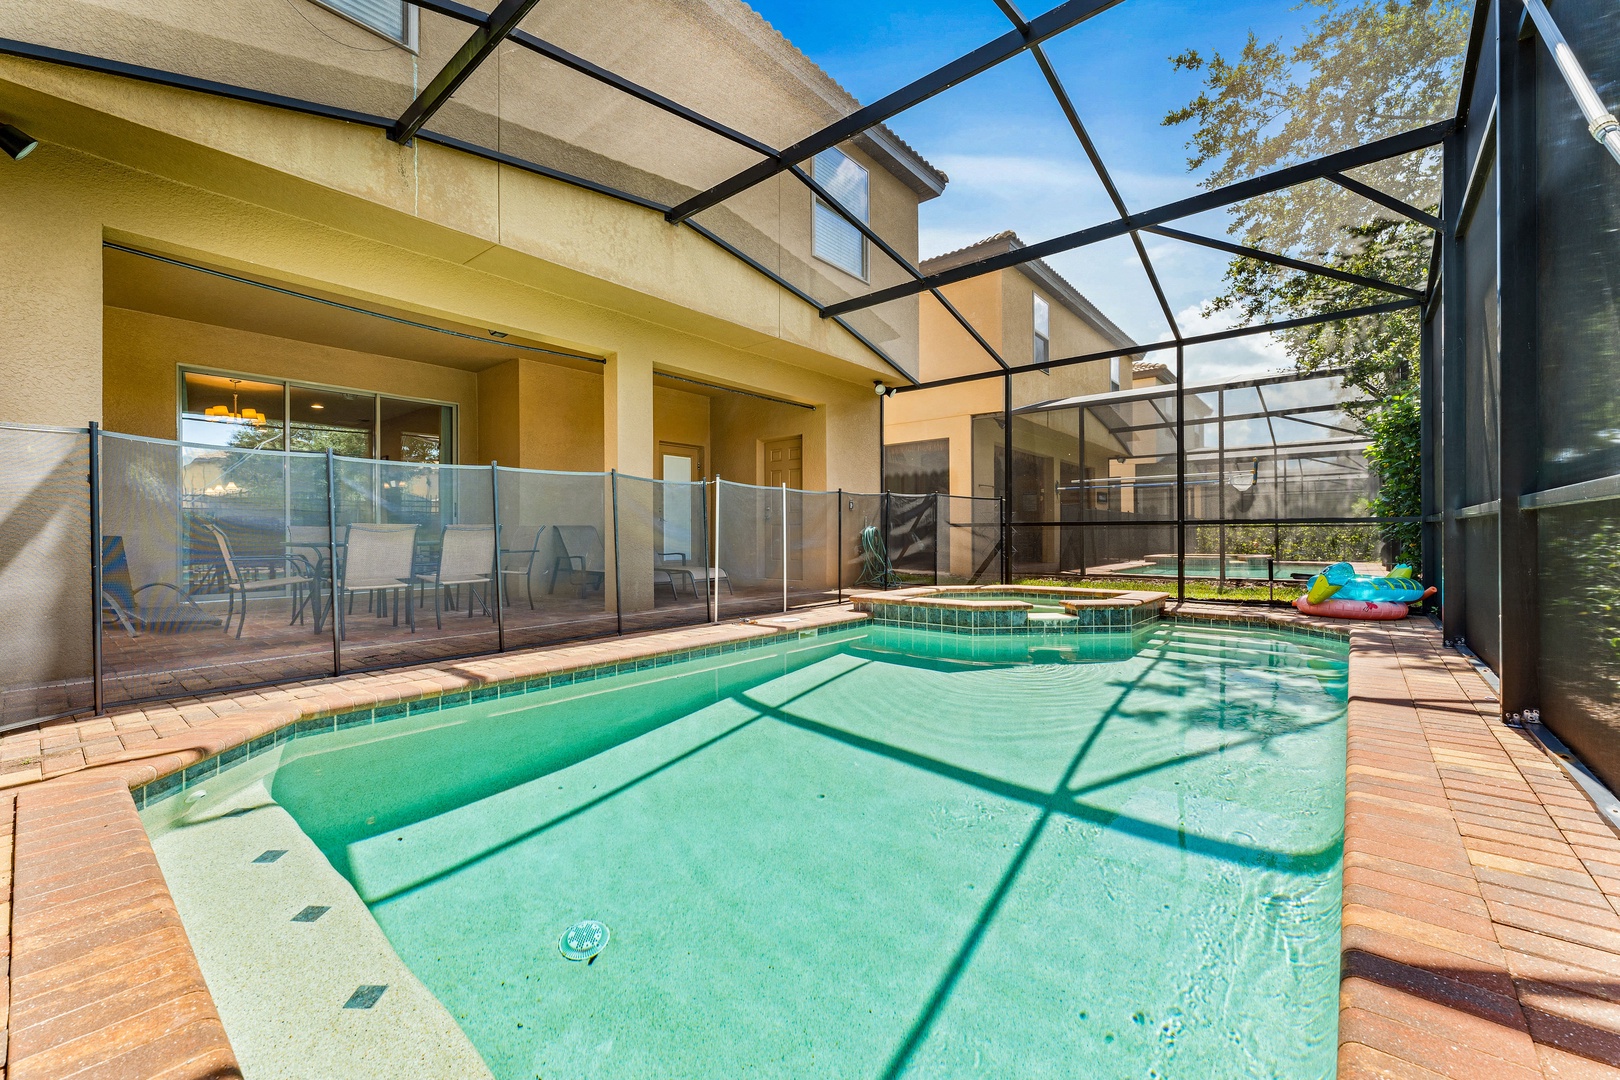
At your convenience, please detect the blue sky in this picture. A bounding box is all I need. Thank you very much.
[746,0,1322,381]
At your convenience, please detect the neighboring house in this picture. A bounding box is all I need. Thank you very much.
[882,231,1143,572]
[1131,361,1177,389]
[0,0,945,488]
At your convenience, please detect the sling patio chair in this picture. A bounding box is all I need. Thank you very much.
[203,524,319,639]
[100,535,223,637]
[682,561,733,600]
[335,522,419,638]
[416,524,496,629]
[653,549,691,600]
[549,525,605,599]
[498,524,547,609]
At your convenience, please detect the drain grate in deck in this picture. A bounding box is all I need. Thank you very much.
[291,905,330,923]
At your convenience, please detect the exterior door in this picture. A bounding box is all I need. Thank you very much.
[658,442,704,567]
[763,436,802,488]
[763,436,803,580]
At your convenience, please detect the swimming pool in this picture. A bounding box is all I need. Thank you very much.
[1093,554,1324,580]
[150,621,1347,1079]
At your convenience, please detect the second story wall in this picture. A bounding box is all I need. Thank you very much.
[1,0,944,378]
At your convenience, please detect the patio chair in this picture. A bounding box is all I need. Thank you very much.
[336,523,419,638]
[498,524,547,609]
[287,524,331,562]
[652,549,731,600]
[549,525,605,599]
[204,524,318,639]
[187,515,286,593]
[100,535,223,637]
[416,524,495,629]
[684,561,733,599]
[653,549,689,600]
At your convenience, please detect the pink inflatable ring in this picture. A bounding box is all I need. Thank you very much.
[1293,586,1435,621]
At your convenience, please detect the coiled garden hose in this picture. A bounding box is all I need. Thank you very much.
[855,525,896,588]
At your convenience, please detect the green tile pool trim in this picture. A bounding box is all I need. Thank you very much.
[854,598,1163,633]
[131,621,857,811]
[131,606,1345,811]
[1166,611,1351,644]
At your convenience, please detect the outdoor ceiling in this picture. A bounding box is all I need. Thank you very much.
[101,245,606,376]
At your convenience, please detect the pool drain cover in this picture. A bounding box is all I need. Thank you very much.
[560,920,610,961]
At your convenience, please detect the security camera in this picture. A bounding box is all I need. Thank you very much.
[0,123,39,161]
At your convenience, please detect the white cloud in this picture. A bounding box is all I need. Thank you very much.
[1164,304,1293,386]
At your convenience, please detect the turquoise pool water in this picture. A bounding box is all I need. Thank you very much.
[1100,556,1322,580]
[269,623,1347,1079]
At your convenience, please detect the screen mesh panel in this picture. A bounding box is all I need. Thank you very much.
[0,425,92,727]
[329,457,498,672]
[495,467,611,649]
[99,434,334,706]
[785,489,842,608]
[714,479,786,620]
[611,474,712,635]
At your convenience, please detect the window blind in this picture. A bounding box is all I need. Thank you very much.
[1033,294,1050,365]
[314,0,410,43]
[812,148,868,278]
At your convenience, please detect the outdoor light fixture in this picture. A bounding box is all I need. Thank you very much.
[309,403,325,410]
[203,379,267,425]
[873,381,887,396]
[0,123,38,161]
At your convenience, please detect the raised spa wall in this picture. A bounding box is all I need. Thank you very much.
[850,585,1169,633]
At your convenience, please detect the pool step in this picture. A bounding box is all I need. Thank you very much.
[1137,630,1347,672]
[1147,623,1347,658]
[1141,627,1346,661]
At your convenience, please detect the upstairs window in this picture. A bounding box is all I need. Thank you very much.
[812,148,869,280]
[1033,294,1050,367]
[310,0,415,46]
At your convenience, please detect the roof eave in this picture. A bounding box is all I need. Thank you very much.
[853,125,947,201]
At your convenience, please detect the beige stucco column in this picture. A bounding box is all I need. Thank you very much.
[603,351,654,476]
[603,351,655,613]
[0,147,103,427]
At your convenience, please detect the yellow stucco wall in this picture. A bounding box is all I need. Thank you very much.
[711,395,832,491]
[0,106,884,490]
[0,0,941,690]
[0,0,933,365]
[893,270,1125,504]
[474,358,606,472]
[652,386,712,477]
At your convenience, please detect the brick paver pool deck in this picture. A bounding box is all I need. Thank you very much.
[3,604,1619,1078]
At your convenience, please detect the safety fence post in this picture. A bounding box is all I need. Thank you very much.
[710,477,721,623]
[88,421,105,716]
[490,462,506,653]
[610,470,622,636]
[324,448,342,676]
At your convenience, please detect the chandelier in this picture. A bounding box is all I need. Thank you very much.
[203,379,267,425]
